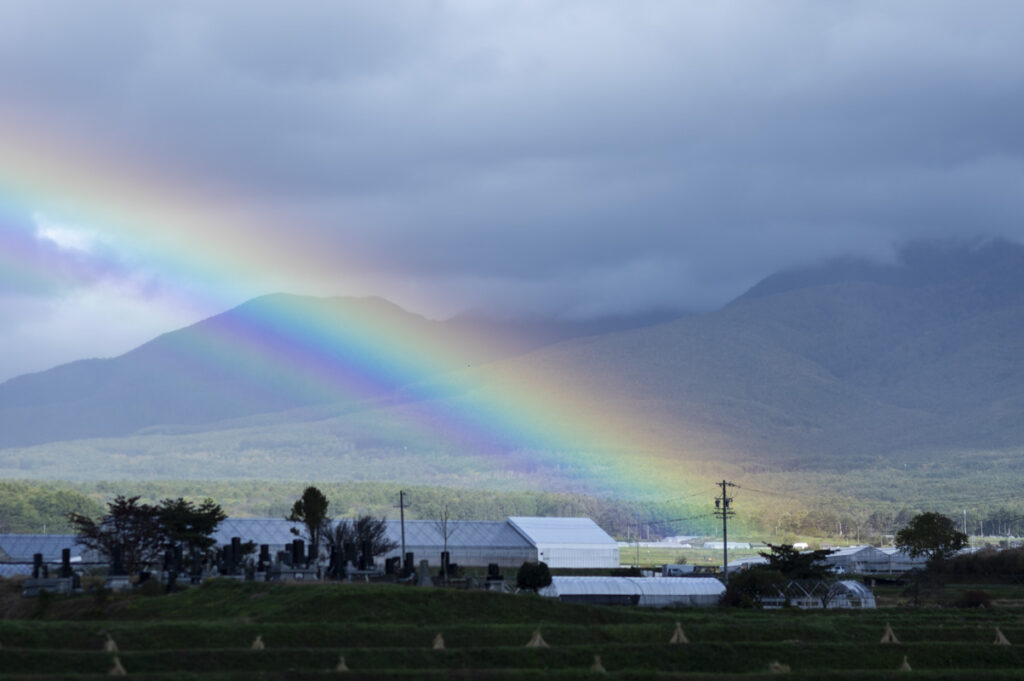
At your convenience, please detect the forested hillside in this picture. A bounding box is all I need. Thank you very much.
[2,240,1023,502]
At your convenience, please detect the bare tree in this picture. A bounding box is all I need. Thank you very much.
[434,503,460,580]
[329,515,398,559]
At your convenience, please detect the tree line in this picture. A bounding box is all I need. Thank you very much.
[4,478,1022,544]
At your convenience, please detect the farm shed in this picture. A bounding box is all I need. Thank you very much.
[540,576,724,607]
[508,516,619,568]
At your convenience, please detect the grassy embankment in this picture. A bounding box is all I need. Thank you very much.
[3,579,1024,679]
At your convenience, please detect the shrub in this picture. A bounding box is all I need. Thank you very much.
[516,561,552,593]
[955,589,992,608]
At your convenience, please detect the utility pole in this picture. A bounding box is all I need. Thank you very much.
[399,490,408,561]
[713,480,736,580]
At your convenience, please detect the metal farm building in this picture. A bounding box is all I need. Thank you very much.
[507,516,619,568]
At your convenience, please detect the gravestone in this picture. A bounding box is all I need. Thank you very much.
[23,551,78,597]
[190,550,203,584]
[417,559,433,587]
[485,562,504,591]
[403,552,414,577]
[343,542,356,567]
[60,549,73,579]
[105,544,131,591]
[361,541,374,568]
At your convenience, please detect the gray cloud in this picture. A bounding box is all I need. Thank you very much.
[2,1,1024,376]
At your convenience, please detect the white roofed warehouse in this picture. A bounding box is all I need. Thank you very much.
[508,516,619,568]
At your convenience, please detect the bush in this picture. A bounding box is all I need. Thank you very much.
[955,589,992,608]
[516,561,552,593]
[720,568,787,608]
[611,567,642,577]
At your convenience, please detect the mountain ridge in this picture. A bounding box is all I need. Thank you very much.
[2,238,1023,489]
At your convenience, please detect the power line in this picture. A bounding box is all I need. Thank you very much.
[731,483,802,500]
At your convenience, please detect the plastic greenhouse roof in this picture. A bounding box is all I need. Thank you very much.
[542,576,725,598]
[507,517,617,546]
[211,518,532,550]
[828,545,888,558]
[0,563,33,577]
[0,534,83,561]
[213,518,303,546]
[387,520,532,549]
[834,580,875,598]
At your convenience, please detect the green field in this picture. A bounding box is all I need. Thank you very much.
[3,579,1024,679]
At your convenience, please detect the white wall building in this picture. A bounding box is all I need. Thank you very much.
[508,516,619,568]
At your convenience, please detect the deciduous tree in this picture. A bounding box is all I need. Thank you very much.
[760,543,835,579]
[287,486,331,557]
[896,512,968,563]
[68,495,164,574]
[516,561,552,593]
[329,515,398,558]
[159,497,227,556]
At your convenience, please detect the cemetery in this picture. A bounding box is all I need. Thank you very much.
[1,513,623,600]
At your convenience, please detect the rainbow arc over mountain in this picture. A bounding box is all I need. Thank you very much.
[0,119,705,500]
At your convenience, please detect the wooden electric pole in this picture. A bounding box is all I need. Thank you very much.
[713,480,736,579]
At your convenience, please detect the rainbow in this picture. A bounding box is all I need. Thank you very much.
[0,115,707,501]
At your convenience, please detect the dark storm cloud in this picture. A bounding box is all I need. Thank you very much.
[3,0,1024,321]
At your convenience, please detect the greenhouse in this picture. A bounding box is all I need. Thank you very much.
[540,576,725,608]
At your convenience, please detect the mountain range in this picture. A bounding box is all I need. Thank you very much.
[2,239,1022,490]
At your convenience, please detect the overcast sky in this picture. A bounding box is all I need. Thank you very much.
[2,1,1024,381]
